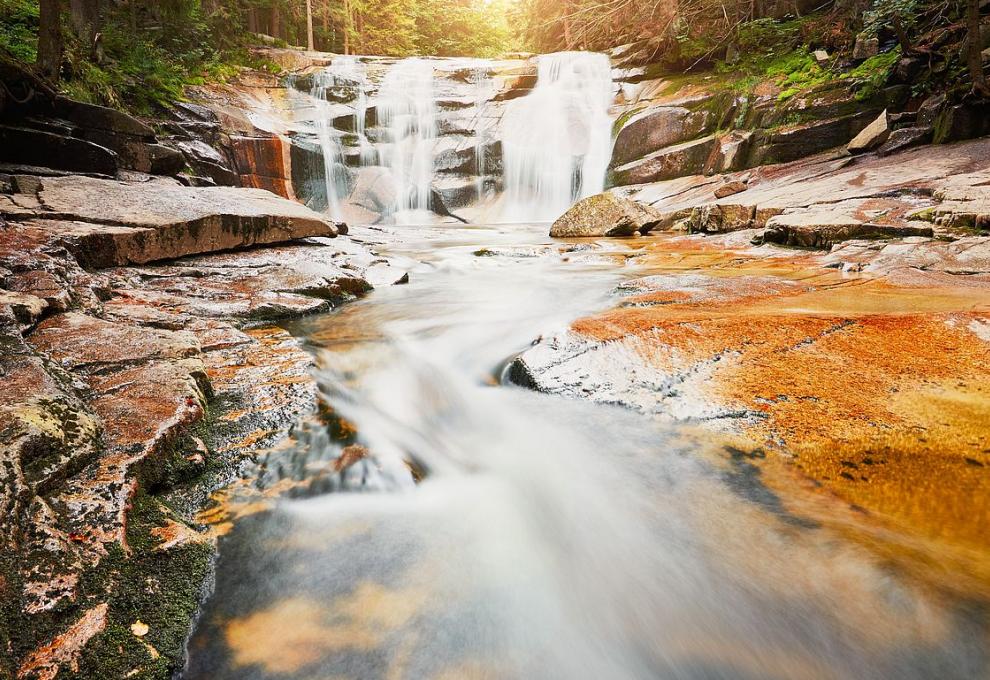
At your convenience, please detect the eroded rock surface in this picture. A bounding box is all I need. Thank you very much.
[0,174,395,679]
[512,232,990,590]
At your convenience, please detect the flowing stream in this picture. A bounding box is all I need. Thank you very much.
[184,223,988,680]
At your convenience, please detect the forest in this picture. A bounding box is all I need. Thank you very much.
[1,0,986,112]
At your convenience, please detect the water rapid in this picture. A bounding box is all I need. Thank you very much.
[184,224,988,680]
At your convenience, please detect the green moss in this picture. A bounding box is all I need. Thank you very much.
[843,48,901,101]
[67,492,215,680]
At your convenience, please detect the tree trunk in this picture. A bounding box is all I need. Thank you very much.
[343,0,351,54]
[37,0,64,82]
[270,4,280,40]
[966,0,990,96]
[248,7,257,33]
[306,0,315,50]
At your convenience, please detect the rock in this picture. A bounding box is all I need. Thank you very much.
[761,212,934,248]
[13,175,337,266]
[609,134,718,186]
[688,203,756,233]
[852,37,879,61]
[749,111,878,166]
[350,166,398,214]
[813,49,830,64]
[876,126,933,157]
[711,131,754,173]
[610,106,711,167]
[549,193,666,237]
[0,126,118,176]
[847,110,890,154]
[917,93,946,127]
[714,180,748,199]
[54,97,155,138]
[933,102,990,144]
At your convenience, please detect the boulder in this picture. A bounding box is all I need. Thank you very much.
[749,112,878,166]
[54,97,155,138]
[933,102,990,144]
[847,110,890,154]
[852,37,879,61]
[761,212,934,248]
[610,106,710,167]
[714,180,748,199]
[688,203,756,233]
[0,126,118,176]
[876,126,933,157]
[609,135,718,186]
[917,93,946,127]
[549,193,666,237]
[710,131,754,173]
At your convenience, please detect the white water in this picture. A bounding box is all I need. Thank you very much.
[301,52,614,225]
[185,225,988,680]
[377,58,439,223]
[501,52,614,222]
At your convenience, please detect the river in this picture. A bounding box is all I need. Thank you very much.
[183,222,988,680]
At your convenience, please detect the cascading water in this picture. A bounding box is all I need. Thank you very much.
[377,59,438,223]
[500,52,614,222]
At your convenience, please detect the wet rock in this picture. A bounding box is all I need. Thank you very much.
[550,193,667,237]
[610,106,711,167]
[609,134,718,186]
[932,102,990,144]
[350,166,397,214]
[847,110,890,154]
[0,126,118,176]
[10,175,338,267]
[761,212,933,248]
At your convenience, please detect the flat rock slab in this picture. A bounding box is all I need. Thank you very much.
[15,175,339,266]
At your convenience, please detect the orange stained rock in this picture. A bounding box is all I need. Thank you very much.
[568,239,990,589]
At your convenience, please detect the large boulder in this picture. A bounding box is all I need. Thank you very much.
[748,111,878,166]
[609,135,718,186]
[0,126,119,175]
[610,106,711,167]
[549,192,666,237]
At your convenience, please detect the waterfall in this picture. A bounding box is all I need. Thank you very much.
[292,52,614,226]
[501,52,614,223]
[377,58,438,223]
[309,57,372,221]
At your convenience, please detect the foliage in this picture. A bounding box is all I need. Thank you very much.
[844,47,901,99]
[0,0,39,62]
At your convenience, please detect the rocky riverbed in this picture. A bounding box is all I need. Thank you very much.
[2,46,990,679]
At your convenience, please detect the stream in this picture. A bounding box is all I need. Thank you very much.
[183,223,988,680]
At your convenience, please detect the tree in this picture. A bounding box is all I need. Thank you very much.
[306,0,315,50]
[37,0,63,81]
[966,0,989,96]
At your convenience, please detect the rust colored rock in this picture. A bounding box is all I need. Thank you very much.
[713,180,748,199]
[28,312,200,370]
[18,603,109,680]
